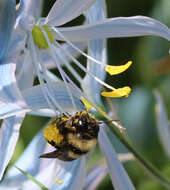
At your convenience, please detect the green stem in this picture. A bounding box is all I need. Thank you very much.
[95,107,170,189]
[108,123,170,189]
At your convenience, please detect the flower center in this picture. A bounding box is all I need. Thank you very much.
[32,25,54,49]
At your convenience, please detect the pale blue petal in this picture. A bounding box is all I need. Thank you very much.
[0,186,20,190]
[21,160,58,189]
[0,0,15,60]
[51,158,86,190]
[15,0,36,31]
[45,0,96,26]
[85,163,107,190]
[154,91,170,159]
[8,33,26,60]
[0,115,25,180]
[99,126,135,190]
[3,129,46,184]
[0,56,34,180]
[82,0,107,104]
[18,0,43,18]
[0,83,84,119]
[22,83,84,111]
[0,101,29,119]
[54,16,170,41]
[17,158,86,190]
[17,54,34,90]
[0,62,27,107]
[28,109,57,117]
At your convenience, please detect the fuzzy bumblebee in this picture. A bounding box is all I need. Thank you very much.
[40,111,99,161]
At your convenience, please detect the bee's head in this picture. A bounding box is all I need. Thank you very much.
[71,111,99,138]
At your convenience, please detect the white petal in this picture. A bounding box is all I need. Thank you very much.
[16,0,43,31]
[17,53,34,90]
[0,62,28,121]
[0,0,15,59]
[99,126,135,190]
[85,163,107,190]
[22,160,58,190]
[28,109,57,117]
[3,129,46,184]
[51,158,86,190]
[154,91,170,159]
[0,186,20,190]
[8,32,26,59]
[0,63,27,108]
[82,0,106,104]
[22,83,83,111]
[45,0,96,26]
[54,16,170,41]
[15,0,34,31]
[17,0,43,18]
[0,101,29,119]
[0,115,25,180]
[0,82,84,119]
[19,158,86,190]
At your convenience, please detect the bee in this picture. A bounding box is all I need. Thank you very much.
[40,111,99,161]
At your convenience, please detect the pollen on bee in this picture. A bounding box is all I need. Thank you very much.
[43,124,64,145]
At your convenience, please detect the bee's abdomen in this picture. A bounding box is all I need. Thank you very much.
[67,132,97,152]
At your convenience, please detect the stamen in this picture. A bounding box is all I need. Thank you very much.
[53,43,82,82]
[52,27,105,66]
[35,46,67,112]
[54,39,116,91]
[29,34,65,114]
[53,27,132,80]
[40,26,78,111]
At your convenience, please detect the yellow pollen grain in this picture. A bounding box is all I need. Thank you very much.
[75,118,79,124]
[105,61,132,75]
[62,117,68,121]
[56,178,63,184]
[43,125,63,145]
[101,87,131,98]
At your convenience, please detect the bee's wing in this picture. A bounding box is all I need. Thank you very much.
[39,149,75,161]
[39,150,61,158]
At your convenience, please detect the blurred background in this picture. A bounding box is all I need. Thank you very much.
[12,0,170,189]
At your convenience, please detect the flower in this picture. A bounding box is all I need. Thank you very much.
[0,0,170,189]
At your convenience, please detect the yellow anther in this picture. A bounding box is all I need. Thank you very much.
[105,61,132,75]
[101,87,131,98]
